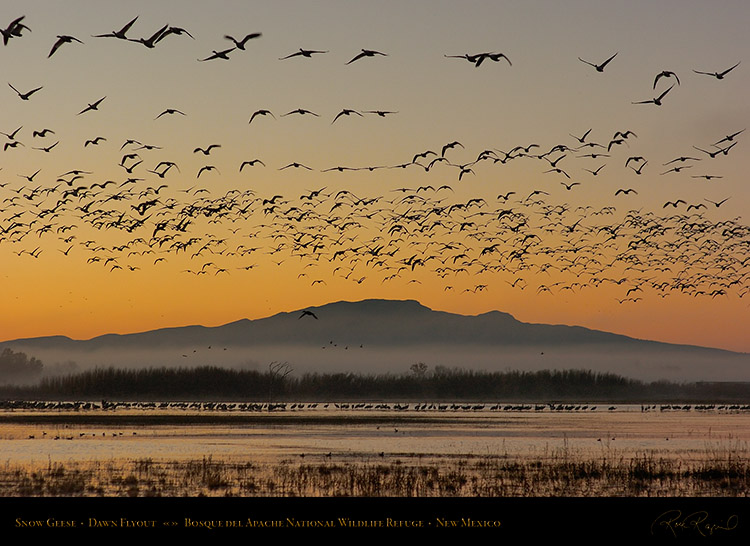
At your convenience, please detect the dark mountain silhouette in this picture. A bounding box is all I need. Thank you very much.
[3,299,748,382]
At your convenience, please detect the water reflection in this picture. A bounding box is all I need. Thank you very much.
[1,402,748,465]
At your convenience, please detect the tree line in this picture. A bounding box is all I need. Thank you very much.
[0,348,43,385]
[0,363,748,402]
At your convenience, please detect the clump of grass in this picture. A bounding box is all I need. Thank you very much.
[43,465,88,496]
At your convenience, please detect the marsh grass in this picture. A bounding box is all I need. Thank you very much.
[1,445,748,497]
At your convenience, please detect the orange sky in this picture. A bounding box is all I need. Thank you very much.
[1,1,748,353]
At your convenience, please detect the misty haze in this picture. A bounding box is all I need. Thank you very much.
[4,300,748,383]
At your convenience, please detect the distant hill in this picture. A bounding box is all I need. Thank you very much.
[3,299,749,382]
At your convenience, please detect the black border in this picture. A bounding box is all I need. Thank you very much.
[2,496,747,539]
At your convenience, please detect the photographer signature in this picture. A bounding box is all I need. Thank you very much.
[651,510,738,537]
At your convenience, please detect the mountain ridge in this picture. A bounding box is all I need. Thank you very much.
[3,299,748,382]
[5,298,740,353]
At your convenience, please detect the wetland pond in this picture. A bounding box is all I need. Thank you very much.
[1,402,748,496]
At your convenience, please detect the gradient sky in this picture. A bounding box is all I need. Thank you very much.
[1,0,748,353]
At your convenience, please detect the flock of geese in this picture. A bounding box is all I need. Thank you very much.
[5,398,750,414]
[1,13,748,307]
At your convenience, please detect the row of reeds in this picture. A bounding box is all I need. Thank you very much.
[6,365,749,401]
[2,446,748,497]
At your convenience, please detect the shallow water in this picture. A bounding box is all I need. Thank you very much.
[1,403,748,465]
